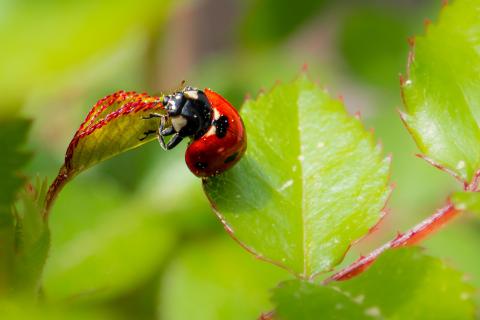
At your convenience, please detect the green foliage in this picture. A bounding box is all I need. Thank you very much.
[0,0,173,110]
[240,0,327,47]
[160,237,289,320]
[339,6,410,89]
[0,118,31,209]
[11,178,50,296]
[335,248,474,319]
[272,280,368,320]
[451,191,480,217]
[204,76,390,278]
[0,118,32,296]
[401,0,480,183]
[0,299,115,320]
[272,248,474,319]
[43,206,176,302]
[3,0,480,318]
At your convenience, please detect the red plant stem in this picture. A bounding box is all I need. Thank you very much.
[43,166,74,220]
[323,202,459,284]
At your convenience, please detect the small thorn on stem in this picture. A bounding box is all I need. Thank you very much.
[407,36,415,47]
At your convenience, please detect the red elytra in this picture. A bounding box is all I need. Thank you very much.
[185,89,247,177]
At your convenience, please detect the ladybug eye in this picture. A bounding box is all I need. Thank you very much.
[169,100,176,107]
[162,96,169,106]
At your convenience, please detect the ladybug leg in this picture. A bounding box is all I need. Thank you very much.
[138,130,157,141]
[165,133,183,150]
[160,126,175,136]
[158,115,177,150]
[142,113,163,120]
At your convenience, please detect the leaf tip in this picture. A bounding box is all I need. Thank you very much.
[353,110,361,120]
[386,153,393,165]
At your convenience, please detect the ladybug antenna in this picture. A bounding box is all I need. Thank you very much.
[179,80,186,90]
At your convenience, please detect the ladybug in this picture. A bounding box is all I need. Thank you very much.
[142,86,246,177]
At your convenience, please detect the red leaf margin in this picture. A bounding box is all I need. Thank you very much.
[65,90,163,171]
[44,90,164,218]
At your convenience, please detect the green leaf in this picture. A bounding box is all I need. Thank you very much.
[0,118,31,210]
[451,191,480,217]
[12,178,50,297]
[203,76,391,278]
[272,280,368,320]
[335,248,475,319]
[0,118,31,296]
[64,91,164,176]
[401,0,480,183]
[160,236,289,320]
[0,299,115,320]
[272,248,475,320]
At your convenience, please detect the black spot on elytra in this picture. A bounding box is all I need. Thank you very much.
[224,152,238,164]
[195,161,208,169]
[213,115,229,138]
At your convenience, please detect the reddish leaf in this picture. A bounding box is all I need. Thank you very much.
[66,90,164,172]
[45,91,165,215]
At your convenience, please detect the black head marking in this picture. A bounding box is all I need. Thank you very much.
[213,115,229,138]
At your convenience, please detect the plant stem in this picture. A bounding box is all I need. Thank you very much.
[323,201,459,284]
[43,166,72,220]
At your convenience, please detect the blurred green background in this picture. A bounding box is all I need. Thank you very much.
[2,0,479,318]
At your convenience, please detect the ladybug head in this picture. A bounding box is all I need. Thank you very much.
[162,87,204,116]
[162,87,213,138]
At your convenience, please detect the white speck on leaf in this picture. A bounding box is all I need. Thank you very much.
[278,179,294,192]
[298,155,305,162]
[317,141,325,148]
[456,160,465,170]
[460,292,470,300]
[353,294,365,304]
[456,202,466,210]
[365,307,381,317]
